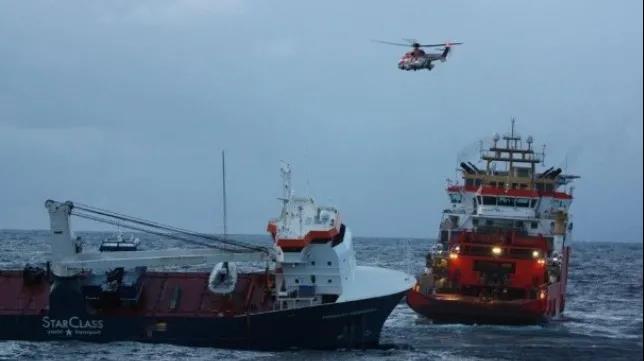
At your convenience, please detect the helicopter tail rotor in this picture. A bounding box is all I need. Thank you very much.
[440,46,451,61]
[440,42,460,61]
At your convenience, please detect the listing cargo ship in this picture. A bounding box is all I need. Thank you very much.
[407,121,579,324]
[0,164,412,349]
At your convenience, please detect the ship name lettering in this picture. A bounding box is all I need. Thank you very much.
[42,316,104,330]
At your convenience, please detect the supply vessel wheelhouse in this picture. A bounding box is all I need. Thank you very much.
[407,121,579,324]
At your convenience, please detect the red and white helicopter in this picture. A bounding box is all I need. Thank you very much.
[375,39,463,71]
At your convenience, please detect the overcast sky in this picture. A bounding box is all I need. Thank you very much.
[1,0,642,242]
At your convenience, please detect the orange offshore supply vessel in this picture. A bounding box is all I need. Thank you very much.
[408,121,579,324]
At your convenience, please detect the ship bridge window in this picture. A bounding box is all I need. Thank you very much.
[449,193,463,203]
[515,198,532,208]
[516,168,531,177]
[482,196,497,206]
[497,197,514,207]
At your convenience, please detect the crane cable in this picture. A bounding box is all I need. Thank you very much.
[71,211,251,253]
[70,203,270,254]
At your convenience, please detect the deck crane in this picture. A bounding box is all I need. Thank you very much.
[45,200,280,278]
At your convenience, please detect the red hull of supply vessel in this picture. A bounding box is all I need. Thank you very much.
[407,121,578,324]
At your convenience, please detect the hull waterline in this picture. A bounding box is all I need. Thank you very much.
[0,270,407,350]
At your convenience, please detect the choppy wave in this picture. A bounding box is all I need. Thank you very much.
[0,231,642,361]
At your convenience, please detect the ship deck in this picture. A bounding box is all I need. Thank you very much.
[0,270,275,317]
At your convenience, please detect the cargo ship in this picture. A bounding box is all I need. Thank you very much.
[0,164,413,349]
[407,121,579,324]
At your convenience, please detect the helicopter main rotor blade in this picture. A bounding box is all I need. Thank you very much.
[372,40,413,47]
[419,42,464,48]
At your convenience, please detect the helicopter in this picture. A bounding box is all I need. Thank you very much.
[374,39,463,71]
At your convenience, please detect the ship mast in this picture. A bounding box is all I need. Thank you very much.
[479,119,543,191]
[527,134,535,188]
[222,150,228,238]
[280,162,293,229]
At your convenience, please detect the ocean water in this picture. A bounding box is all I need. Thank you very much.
[0,230,642,361]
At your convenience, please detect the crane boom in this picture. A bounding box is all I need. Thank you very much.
[45,200,278,277]
[57,248,270,274]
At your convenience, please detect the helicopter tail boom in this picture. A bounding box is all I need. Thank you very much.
[440,46,451,62]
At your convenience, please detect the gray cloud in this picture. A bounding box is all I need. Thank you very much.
[0,0,642,242]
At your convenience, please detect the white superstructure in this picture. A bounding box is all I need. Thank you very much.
[45,163,413,312]
[438,121,578,259]
[267,163,412,309]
